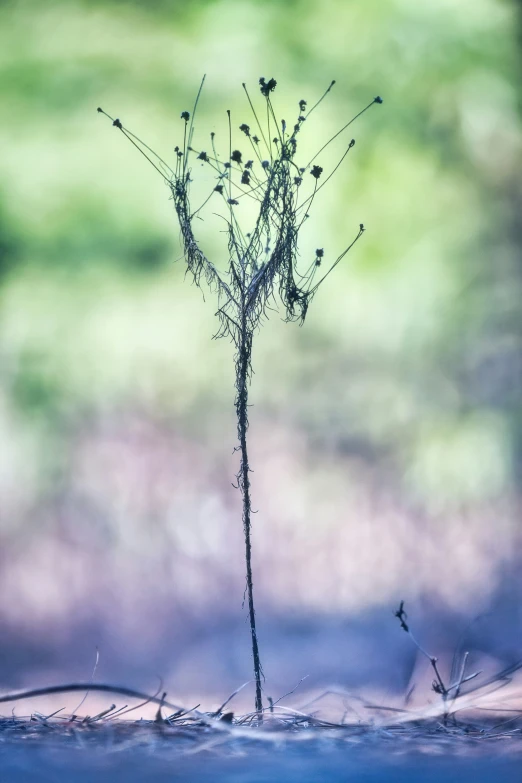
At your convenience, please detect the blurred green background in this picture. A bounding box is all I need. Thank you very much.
[0,0,521,705]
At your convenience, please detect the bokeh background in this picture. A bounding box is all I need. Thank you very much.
[1,0,522,712]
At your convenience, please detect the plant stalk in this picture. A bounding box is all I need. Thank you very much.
[236,313,263,716]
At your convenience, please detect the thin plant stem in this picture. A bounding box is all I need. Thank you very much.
[236,313,263,716]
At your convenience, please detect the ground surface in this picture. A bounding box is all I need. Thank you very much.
[1,725,521,782]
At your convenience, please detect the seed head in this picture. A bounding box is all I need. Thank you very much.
[259,77,277,97]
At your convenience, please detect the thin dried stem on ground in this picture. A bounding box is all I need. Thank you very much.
[97,77,382,714]
[1,679,522,754]
[393,601,522,724]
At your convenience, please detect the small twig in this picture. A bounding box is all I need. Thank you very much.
[106,680,163,721]
[43,707,65,721]
[264,675,309,711]
[72,648,100,716]
[0,683,208,723]
[394,601,449,716]
[166,704,201,723]
[448,671,482,696]
[87,704,117,723]
[155,692,167,723]
[214,681,253,716]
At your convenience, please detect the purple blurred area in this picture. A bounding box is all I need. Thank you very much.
[0,408,520,712]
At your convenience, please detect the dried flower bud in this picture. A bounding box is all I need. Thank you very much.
[310,165,323,179]
[261,160,270,169]
[316,248,324,258]
[214,185,224,194]
[197,151,209,162]
[180,111,190,121]
[245,160,253,170]
[239,124,251,136]
[294,176,302,186]
[259,77,277,97]
[227,198,239,205]
[252,136,260,144]
[112,118,122,129]
[299,99,307,112]
[241,171,251,185]
[231,150,243,164]
[374,96,383,104]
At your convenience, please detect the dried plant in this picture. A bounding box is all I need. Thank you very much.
[394,601,522,724]
[98,77,382,715]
